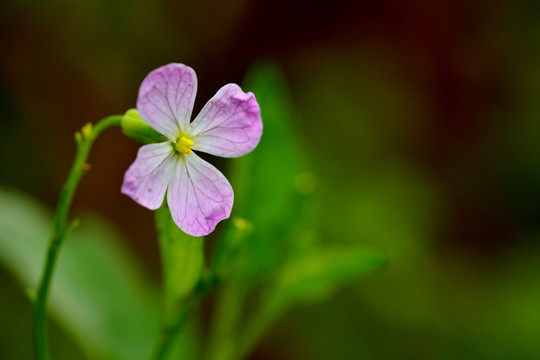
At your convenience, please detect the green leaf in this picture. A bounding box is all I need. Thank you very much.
[155,205,204,317]
[0,186,159,360]
[236,246,385,358]
[207,62,320,360]
[232,246,386,360]
[269,246,387,307]
[207,62,311,360]
[231,61,310,274]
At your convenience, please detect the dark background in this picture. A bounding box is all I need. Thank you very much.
[1,0,540,359]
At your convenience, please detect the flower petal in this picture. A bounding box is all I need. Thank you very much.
[188,84,262,158]
[122,142,175,210]
[137,63,197,139]
[167,153,233,236]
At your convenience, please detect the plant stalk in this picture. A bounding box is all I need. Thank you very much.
[32,115,122,360]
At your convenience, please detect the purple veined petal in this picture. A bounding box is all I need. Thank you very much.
[167,152,234,237]
[137,63,197,139]
[122,142,176,210]
[188,84,262,158]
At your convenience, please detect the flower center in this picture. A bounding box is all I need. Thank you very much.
[174,136,195,154]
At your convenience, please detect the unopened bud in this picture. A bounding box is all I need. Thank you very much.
[121,108,167,144]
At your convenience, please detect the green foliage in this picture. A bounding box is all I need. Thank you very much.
[0,187,159,360]
[155,205,204,316]
[148,206,205,360]
[269,246,386,306]
[205,62,386,360]
[230,62,308,274]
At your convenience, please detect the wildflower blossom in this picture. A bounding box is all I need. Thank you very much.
[122,63,262,236]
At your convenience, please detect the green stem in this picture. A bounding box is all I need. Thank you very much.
[205,280,247,360]
[151,276,219,360]
[32,115,122,360]
[234,300,281,360]
[151,297,196,360]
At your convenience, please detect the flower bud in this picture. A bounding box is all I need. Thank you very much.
[121,108,167,144]
[211,217,253,281]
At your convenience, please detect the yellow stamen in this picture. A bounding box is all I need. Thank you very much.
[174,136,195,154]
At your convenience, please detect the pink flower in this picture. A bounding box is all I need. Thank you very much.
[122,63,262,236]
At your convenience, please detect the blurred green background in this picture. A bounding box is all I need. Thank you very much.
[1,0,540,359]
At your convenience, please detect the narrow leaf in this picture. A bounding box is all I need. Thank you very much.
[0,187,159,360]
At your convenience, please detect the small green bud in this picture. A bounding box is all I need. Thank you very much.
[81,122,93,139]
[121,108,168,144]
[74,131,82,143]
[211,217,253,281]
[231,217,254,235]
